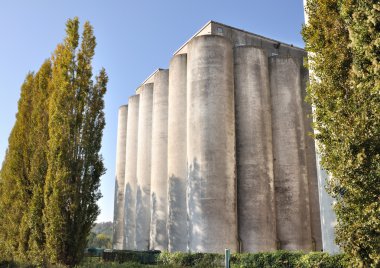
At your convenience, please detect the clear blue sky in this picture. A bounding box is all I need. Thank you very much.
[0,1,306,223]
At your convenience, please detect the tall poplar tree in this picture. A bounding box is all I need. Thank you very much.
[0,61,51,265]
[303,0,380,266]
[43,17,107,266]
[0,17,106,266]
[15,60,52,264]
[0,73,35,261]
[25,60,52,265]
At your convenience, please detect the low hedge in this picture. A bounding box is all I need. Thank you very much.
[103,250,348,268]
[231,251,302,267]
[102,249,161,264]
[158,252,224,267]
[231,251,348,268]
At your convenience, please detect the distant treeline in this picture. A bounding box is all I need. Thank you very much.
[88,222,113,249]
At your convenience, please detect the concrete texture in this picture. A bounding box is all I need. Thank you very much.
[187,35,238,253]
[300,66,322,251]
[167,54,188,252]
[150,69,169,251]
[234,46,277,252]
[317,161,340,253]
[123,95,140,249]
[270,57,313,250]
[135,83,154,250]
[113,105,128,250]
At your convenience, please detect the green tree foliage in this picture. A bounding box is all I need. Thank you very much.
[0,62,51,266]
[0,73,35,261]
[87,222,113,249]
[26,60,52,265]
[43,17,107,266]
[91,221,113,238]
[303,0,380,266]
[0,18,106,267]
[87,233,112,249]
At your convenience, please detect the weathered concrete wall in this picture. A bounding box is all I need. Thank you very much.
[270,57,313,250]
[210,22,304,59]
[150,69,169,251]
[167,54,188,252]
[113,105,128,249]
[124,95,140,249]
[187,35,238,253]
[234,46,277,252]
[317,161,340,253]
[135,83,154,250]
[300,66,322,251]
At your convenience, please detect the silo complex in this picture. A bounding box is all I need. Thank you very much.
[113,21,323,253]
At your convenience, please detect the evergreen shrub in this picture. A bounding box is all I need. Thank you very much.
[102,250,160,264]
[103,250,348,267]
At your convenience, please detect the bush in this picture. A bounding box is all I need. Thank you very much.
[296,252,348,268]
[102,250,347,268]
[231,251,303,268]
[158,252,224,267]
[231,251,348,268]
[102,250,160,264]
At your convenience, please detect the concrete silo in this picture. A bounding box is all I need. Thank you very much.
[300,66,323,251]
[150,69,169,251]
[135,83,154,250]
[269,57,313,250]
[113,105,128,249]
[234,46,277,252]
[187,35,238,253]
[167,54,188,252]
[123,95,140,249]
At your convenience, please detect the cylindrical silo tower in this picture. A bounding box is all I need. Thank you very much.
[150,69,169,250]
[135,83,154,250]
[234,46,277,252]
[300,66,322,251]
[124,94,140,249]
[167,54,188,252]
[269,56,313,250]
[113,105,128,249]
[187,35,238,253]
